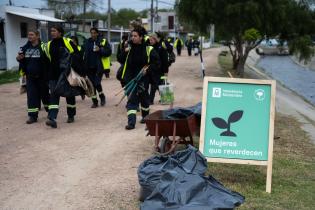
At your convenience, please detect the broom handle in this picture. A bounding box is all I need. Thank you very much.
[115,94,127,106]
[114,67,146,96]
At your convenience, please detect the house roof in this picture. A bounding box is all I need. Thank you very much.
[5,6,64,22]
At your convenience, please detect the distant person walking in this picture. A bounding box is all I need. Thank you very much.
[185,37,193,56]
[193,39,200,56]
[148,32,168,104]
[174,37,184,56]
[83,27,112,108]
[16,30,50,124]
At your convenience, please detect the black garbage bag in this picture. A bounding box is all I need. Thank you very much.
[138,146,207,201]
[162,102,202,127]
[52,72,84,97]
[51,47,84,97]
[162,102,202,120]
[138,146,245,210]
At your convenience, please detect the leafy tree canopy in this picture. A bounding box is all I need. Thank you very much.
[177,0,315,77]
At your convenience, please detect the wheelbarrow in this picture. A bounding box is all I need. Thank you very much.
[145,110,198,154]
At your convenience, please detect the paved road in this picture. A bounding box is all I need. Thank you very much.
[257,56,315,105]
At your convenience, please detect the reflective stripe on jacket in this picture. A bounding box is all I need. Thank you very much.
[100,38,111,70]
[46,37,74,61]
[121,46,153,79]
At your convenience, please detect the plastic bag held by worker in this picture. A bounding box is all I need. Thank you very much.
[53,72,83,97]
[138,146,245,210]
[53,47,84,97]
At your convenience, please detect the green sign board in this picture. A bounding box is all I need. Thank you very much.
[200,77,276,162]
[199,77,276,193]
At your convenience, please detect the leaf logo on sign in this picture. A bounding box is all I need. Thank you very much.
[212,110,244,137]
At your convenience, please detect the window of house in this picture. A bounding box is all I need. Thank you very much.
[168,16,174,30]
[20,22,27,38]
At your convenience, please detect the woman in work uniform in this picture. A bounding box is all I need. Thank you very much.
[148,32,169,104]
[83,27,112,108]
[120,26,160,130]
[16,30,50,124]
[45,25,83,128]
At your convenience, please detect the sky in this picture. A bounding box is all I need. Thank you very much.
[0,0,176,12]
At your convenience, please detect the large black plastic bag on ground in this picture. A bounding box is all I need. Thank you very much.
[138,146,245,210]
[138,145,207,201]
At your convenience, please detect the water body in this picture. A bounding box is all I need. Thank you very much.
[257,56,315,105]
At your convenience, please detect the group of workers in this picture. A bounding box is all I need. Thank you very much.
[173,36,201,57]
[17,24,182,130]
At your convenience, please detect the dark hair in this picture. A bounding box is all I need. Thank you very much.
[51,24,64,36]
[90,27,99,33]
[132,26,147,37]
[122,34,128,40]
[70,36,79,45]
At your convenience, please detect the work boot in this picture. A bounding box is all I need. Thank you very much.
[67,117,74,123]
[100,94,106,106]
[91,103,98,108]
[26,117,37,124]
[125,124,135,130]
[46,118,57,128]
[140,118,146,124]
[91,97,98,108]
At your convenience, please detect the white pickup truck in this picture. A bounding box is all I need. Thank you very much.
[256,39,289,55]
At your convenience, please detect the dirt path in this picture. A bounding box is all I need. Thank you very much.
[0,48,221,209]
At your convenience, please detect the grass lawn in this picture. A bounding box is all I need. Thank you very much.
[0,70,19,85]
[214,51,315,210]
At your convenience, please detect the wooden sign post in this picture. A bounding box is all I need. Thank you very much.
[199,77,276,193]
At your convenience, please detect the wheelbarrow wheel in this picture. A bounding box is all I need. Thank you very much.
[159,137,172,154]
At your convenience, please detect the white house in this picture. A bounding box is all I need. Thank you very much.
[147,11,179,36]
[0,5,63,70]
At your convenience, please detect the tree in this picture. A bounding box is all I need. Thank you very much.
[177,0,315,77]
[76,11,106,20]
[111,9,140,28]
[47,0,83,19]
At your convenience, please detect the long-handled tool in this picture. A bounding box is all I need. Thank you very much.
[114,71,143,96]
[115,65,149,106]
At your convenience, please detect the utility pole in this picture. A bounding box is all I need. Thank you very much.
[83,0,87,14]
[83,0,88,32]
[150,0,154,32]
[107,0,111,42]
[9,0,13,5]
[155,0,158,32]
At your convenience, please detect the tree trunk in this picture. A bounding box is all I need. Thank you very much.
[228,44,239,70]
[236,56,246,77]
[236,49,250,77]
[232,54,239,70]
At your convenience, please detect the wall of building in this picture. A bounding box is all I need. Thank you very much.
[4,13,36,69]
[147,11,178,33]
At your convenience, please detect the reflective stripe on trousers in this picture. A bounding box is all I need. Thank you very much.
[127,110,137,115]
[28,108,39,113]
